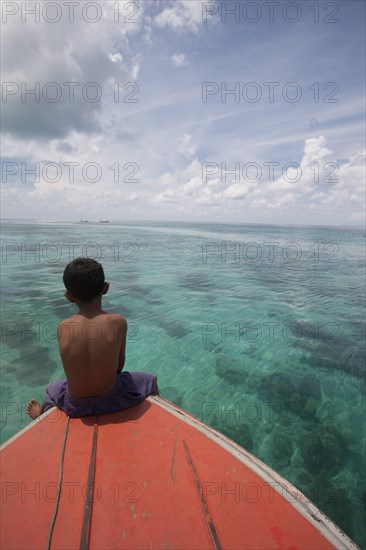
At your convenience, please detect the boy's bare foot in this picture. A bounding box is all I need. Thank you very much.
[26,399,42,419]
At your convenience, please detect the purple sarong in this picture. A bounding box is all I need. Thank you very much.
[43,371,156,418]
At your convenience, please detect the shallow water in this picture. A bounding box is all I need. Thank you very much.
[1,220,365,547]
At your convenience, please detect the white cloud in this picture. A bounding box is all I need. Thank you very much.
[270,136,334,192]
[109,53,123,63]
[155,1,204,33]
[178,134,196,158]
[182,177,205,195]
[1,0,143,141]
[131,64,140,80]
[172,53,187,67]
[275,193,296,206]
[222,182,252,200]
[301,136,333,166]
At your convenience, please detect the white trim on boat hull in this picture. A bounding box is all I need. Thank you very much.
[0,407,58,451]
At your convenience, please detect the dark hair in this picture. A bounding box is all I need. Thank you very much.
[63,258,105,302]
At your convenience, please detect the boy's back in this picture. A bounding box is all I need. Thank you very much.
[58,312,127,398]
[26,258,157,420]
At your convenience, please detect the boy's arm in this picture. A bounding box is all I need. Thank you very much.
[117,317,127,373]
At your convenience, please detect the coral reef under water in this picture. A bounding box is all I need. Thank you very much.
[300,424,350,475]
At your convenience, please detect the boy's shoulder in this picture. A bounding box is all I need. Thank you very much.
[58,313,126,326]
[102,313,127,326]
[58,314,78,328]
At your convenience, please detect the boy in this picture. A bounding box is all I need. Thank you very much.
[26,258,158,419]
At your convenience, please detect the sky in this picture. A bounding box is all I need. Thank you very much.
[1,0,365,225]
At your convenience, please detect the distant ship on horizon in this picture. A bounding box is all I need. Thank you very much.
[99,219,109,223]
[80,219,88,223]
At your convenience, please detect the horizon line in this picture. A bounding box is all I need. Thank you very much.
[1,218,364,230]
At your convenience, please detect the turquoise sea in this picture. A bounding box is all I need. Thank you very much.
[1,220,365,547]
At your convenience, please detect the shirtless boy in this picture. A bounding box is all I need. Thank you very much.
[26,258,158,419]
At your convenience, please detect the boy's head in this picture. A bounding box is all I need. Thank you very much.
[63,258,106,302]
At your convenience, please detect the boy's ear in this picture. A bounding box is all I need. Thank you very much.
[64,291,76,303]
[102,282,110,295]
